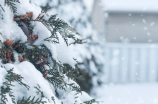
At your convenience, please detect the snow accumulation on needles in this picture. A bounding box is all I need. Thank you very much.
[0,0,97,104]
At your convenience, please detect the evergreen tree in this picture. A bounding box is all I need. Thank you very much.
[33,0,106,93]
[0,0,99,104]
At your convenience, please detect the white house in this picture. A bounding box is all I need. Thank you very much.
[91,0,158,84]
[92,0,158,43]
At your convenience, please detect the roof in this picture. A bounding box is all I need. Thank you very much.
[101,0,158,12]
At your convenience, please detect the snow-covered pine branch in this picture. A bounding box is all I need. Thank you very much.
[0,0,97,104]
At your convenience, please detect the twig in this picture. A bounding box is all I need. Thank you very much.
[30,12,50,23]
[35,11,44,20]
[29,20,49,23]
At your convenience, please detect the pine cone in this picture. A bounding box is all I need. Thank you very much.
[34,55,41,62]
[21,12,33,20]
[43,70,48,79]
[42,54,48,58]
[40,62,46,67]
[13,16,21,21]
[43,70,48,75]
[18,56,25,62]
[6,52,12,58]
[28,35,38,40]
[43,74,47,79]
[4,39,13,46]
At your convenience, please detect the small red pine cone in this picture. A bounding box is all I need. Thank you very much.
[43,70,48,75]
[28,35,38,40]
[13,15,21,21]
[40,62,46,67]
[18,56,25,62]
[28,37,33,40]
[6,52,12,58]
[43,74,47,79]
[33,35,38,40]
[42,54,48,58]
[18,56,23,62]
[21,12,33,19]
[29,12,33,19]
[13,16,17,21]
[43,70,48,79]
[25,12,33,19]
[34,55,41,62]
[21,14,29,19]
[9,52,13,57]
[4,39,13,46]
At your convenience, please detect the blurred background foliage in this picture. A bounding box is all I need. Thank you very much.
[31,0,106,93]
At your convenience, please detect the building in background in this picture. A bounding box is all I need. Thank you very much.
[92,0,158,43]
[91,0,158,84]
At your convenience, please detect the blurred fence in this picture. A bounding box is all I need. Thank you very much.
[104,43,158,84]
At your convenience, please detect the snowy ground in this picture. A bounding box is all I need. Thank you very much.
[93,83,158,104]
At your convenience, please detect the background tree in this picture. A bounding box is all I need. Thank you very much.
[32,0,106,93]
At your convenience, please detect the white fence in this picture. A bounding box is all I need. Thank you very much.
[104,43,158,84]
